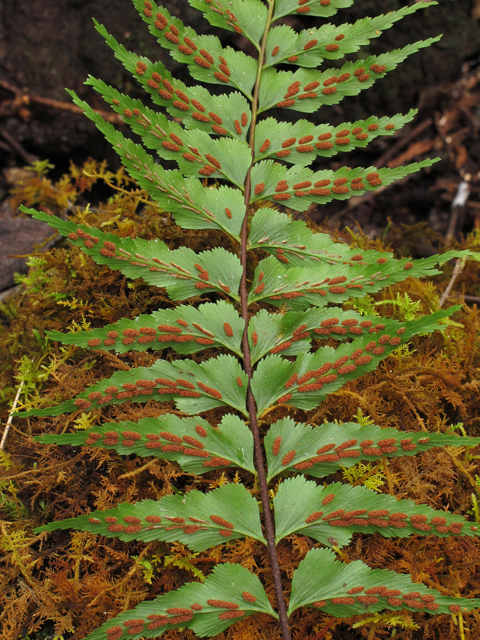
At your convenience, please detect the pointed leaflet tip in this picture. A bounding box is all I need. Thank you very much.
[92,20,254,142]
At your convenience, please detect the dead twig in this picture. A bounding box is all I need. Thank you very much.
[0,126,37,164]
[0,378,26,450]
[0,78,123,125]
[439,256,467,308]
[445,180,470,243]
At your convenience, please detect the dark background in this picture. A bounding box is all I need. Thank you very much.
[0,0,478,173]
[0,0,479,285]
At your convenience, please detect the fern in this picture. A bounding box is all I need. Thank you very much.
[17,1,480,638]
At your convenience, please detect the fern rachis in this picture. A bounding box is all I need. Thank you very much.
[17,1,480,639]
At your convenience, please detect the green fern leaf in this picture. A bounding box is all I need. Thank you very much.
[249,158,439,211]
[288,547,477,617]
[248,308,409,364]
[259,38,441,113]
[20,1,480,636]
[36,413,255,475]
[36,482,265,550]
[265,418,480,482]
[274,476,480,548]
[248,208,394,267]
[17,354,248,417]
[254,111,416,165]
[251,309,457,414]
[249,254,466,310]
[81,563,277,639]
[265,3,437,69]
[49,301,244,357]
[20,208,242,300]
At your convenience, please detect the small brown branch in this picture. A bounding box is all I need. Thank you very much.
[445,180,470,243]
[464,295,480,304]
[0,126,37,164]
[439,256,466,308]
[0,78,123,124]
[0,378,26,451]
[312,618,335,640]
[118,458,158,479]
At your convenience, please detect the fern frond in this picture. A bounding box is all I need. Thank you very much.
[20,2,479,638]
[288,547,477,617]
[36,483,265,550]
[78,563,277,640]
[248,307,417,364]
[48,301,244,357]
[17,354,248,418]
[274,476,480,547]
[264,419,480,482]
[265,3,437,69]
[251,309,456,414]
[247,209,393,267]
[66,93,248,235]
[20,208,242,300]
[249,158,439,211]
[37,413,255,475]
[248,254,466,310]
[259,38,442,113]
[254,111,417,165]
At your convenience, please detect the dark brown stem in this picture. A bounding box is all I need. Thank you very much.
[239,2,292,639]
